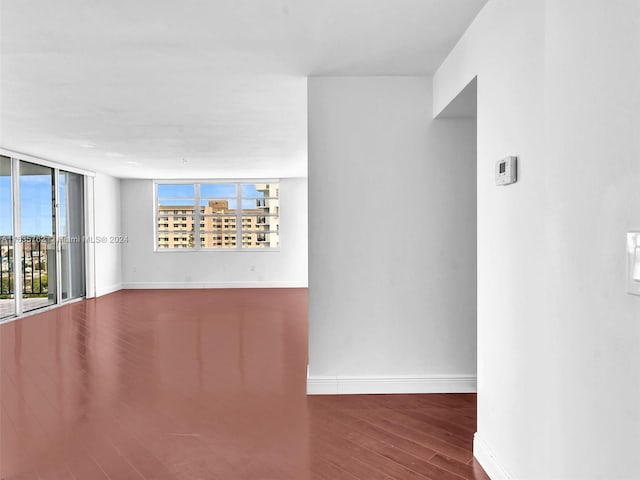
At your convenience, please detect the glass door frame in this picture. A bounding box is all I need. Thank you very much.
[54,168,63,305]
[2,153,93,321]
[58,169,87,301]
[11,157,23,315]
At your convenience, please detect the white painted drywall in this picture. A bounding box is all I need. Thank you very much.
[308,77,477,391]
[93,172,122,296]
[434,1,640,478]
[120,178,308,288]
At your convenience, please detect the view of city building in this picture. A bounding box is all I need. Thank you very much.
[156,183,279,249]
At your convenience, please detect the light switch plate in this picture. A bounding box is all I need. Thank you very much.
[627,232,640,296]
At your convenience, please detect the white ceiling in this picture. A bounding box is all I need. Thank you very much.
[0,0,486,179]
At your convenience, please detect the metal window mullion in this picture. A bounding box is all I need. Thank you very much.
[84,175,96,298]
[12,158,22,316]
[236,183,242,250]
[194,183,201,251]
[154,182,158,251]
[54,168,62,305]
[33,242,38,292]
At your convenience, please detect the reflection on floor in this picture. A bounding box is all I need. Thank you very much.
[0,297,52,319]
[0,289,488,480]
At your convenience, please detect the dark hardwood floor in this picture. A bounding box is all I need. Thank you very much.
[0,289,488,480]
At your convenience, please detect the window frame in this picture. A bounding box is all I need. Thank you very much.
[154,180,280,252]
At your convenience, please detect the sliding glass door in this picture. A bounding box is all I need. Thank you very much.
[20,161,57,312]
[0,156,88,320]
[0,156,14,319]
[59,171,85,300]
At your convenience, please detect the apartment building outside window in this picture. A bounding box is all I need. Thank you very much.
[155,181,280,251]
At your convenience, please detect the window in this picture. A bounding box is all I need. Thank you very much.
[155,181,279,250]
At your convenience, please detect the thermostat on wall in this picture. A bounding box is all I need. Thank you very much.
[495,156,517,186]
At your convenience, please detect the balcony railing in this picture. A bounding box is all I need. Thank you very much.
[0,236,13,297]
[0,236,51,298]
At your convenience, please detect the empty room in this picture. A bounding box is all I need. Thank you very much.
[1,1,639,480]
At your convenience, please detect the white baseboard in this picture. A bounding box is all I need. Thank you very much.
[473,433,512,480]
[121,281,308,289]
[306,374,477,395]
[95,283,122,297]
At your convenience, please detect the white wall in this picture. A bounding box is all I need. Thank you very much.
[93,172,123,296]
[307,76,477,394]
[434,1,640,479]
[120,177,308,288]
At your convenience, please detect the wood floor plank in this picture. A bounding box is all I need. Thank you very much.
[311,430,393,480]
[325,420,465,480]
[310,455,361,480]
[0,290,489,480]
[430,453,484,479]
[340,405,474,463]
[309,400,440,462]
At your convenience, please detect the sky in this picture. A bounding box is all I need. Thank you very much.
[158,183,271,210]
[0,180,274,236]
[1,174,56,236]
